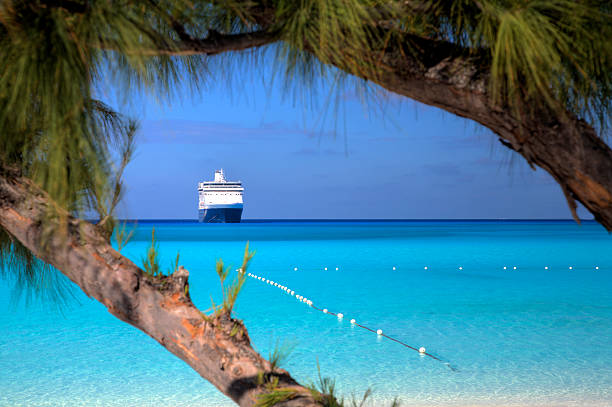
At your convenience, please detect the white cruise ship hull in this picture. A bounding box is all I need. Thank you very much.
[198,169,244,223]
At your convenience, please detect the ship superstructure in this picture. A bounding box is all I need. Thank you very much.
[198,169,244,223]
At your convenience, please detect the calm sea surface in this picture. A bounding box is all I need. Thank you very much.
[1,220,611,406]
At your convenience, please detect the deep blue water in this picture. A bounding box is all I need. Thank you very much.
[1,220,611,406]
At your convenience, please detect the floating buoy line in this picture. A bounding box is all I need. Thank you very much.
[238,269,457,371]
[239,265,604,370]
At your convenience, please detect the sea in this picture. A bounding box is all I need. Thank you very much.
[1,220,611,407]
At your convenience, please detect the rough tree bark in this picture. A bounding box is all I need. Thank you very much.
[301,33,612,230]
[351,35,612,229]
[0,166,322,407]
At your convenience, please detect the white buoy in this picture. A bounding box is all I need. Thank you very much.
[569,266,573,270]
[392,266,396,270]
[503,266,507,270]
[545,266,548,270]
[419,347,426,354]
[324,267,328,271]
[336,267,339,271]
[424,266,428,270]
[337,313,344,319]
[350,319,356,324]
[323,309,328,314]
[595,266,599,270]
[294,267,298,271]
[290,291,295,295]
[376,329,383,335]
[513,266,517,270]
[459,266,463,270]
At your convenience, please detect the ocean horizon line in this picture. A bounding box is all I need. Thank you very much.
[109,218,598,223]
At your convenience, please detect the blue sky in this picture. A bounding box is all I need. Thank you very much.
[102,62,592,220]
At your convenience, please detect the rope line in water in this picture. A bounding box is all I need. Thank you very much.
[240,269,456,371]
[310,303,444,362]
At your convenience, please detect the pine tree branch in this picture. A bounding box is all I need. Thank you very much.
[144,2,612,229]
[101,28,278,56]
[151,15,612,228]
[0,167,323,407]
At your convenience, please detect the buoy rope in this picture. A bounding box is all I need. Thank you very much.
[310,304,444,362]
[241,269,456,370]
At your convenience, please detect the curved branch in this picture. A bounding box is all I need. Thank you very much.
[0,166,321,407]
[134,5,612,229]
[363,35,612,229]
[102,29,278,56]
[160,29,278,56]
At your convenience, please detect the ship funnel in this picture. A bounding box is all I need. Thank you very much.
[214,169,226,183]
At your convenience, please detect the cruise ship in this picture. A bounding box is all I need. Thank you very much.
[198,169,244,223]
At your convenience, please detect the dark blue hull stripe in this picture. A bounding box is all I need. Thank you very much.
[198,208,243,223]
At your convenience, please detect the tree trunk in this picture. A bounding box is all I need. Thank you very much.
[107,5,612,229]
[0,166,322,407]
[236,4,612,229]
[361,36,612,229]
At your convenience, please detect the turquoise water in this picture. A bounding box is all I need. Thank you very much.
[1,221,612,406]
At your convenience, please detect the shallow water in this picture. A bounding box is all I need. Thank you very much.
[1,220,611,406]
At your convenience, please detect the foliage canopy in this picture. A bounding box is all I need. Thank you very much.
[0,0,610,298]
